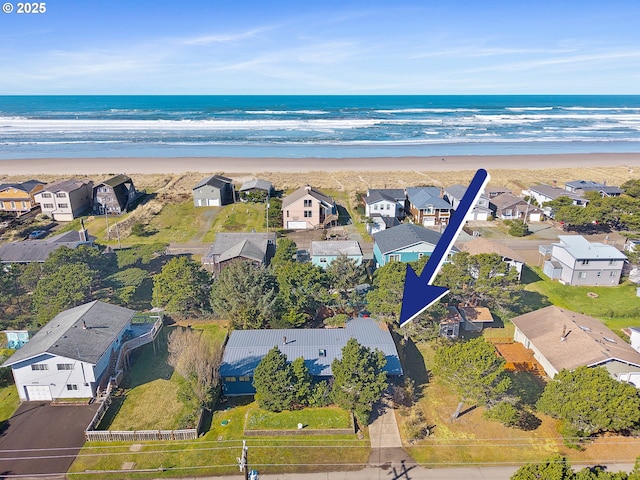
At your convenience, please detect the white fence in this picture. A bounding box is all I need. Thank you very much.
[85,428,198,442]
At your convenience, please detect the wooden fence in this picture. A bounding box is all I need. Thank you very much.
[86,428,198,442]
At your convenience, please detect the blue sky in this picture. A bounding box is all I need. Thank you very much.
[1,0,639,94]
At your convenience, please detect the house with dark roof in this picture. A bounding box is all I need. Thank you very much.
[490,193,543,222]
[511,306,640,387]
[193,175,236,207]
[542,235,627,286]
[238,179,273,202]
[202,232,276,274]
[311,240,363,269]
[93,174,139,215]
[406,187,453,226]
[565,180,622,198]
[372,223,455,267]
[0,225,95,264]
[363,188,406,219]
[219,317,402,396]
[523,184,587,218]
[281,185,337,230]
[367,214,401,235]
[484,185,513,199]
[460,237,526,280]
[443,184,492,221]
[0,180,45,216]
[34,179,93,221]
[1,301,141,401]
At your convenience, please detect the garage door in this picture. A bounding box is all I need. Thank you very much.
[207,198,220,206]
[287,221,308,229]
[25,385,52,401]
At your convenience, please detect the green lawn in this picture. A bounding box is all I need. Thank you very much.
[0,383,19,425]
[245,406,352,430]
[524,266,640,335]
[203,202,268,242]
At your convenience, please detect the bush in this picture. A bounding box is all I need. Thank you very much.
[403,406,430,442]
[483,401,519,427]
[323,314,349,328]
[506,219,530,237]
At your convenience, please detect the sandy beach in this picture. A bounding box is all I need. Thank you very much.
[2,153,640,176]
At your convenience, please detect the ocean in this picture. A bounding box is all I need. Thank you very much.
[1,95,640,159]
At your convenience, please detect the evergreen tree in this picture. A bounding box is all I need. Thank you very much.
[291,356,313,406]
[153,256,211,315]
[253,346,295,412]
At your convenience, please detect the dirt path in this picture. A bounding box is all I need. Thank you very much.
[190,207,221,243]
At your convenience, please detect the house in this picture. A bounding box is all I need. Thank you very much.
[4,330,29,349]
[202,232,276,274]
[281,185,338,230]
[629,327,640,353]
[458,306,494,332]
[484,185,513,199]
[193,175,235,207]
[439,306,462,340]
[310,240,363,269]
[1,301,139,401]
[511,306,640,386]
[0,225,95,264]
[406,187,453,226]
[372,223,455,267]
[490,193,543,222]
[460,237,526,280]
[34,179,93,221]
[93,174,139,215]
[363,189,406,219]
[238,179,273,202]
[0,180,45,216]
[542,235,627,286]
[219,317,403,396]
[523,184,587,217]
[443,184,492,221]
[366,214,400,235]
[564,180,622,197]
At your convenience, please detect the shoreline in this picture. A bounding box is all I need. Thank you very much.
[2,153,640,176]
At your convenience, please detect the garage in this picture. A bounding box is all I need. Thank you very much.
[25,385,52,401]
[207,198,220,206]
[287,221,308,229]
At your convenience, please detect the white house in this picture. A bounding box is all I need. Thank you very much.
[511,306,640,387]
[443,184,492,221]
[543,235,627,286]
[363,189,406,219]
[34,179,93,222]
[1,301,137,401]
[630,327,640,354]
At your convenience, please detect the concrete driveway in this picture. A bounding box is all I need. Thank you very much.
[0,401,99,477]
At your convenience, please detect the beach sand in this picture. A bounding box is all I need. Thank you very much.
[2,153,640,195]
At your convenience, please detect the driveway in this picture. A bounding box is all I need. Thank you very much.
[0,401,99,477]
[368,393,416,469]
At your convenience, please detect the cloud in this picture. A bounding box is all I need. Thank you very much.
[181,26,273,46]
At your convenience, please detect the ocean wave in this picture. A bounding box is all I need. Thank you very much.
[374,108,479,113]
[506,107,554,112]
[245,110,329,115]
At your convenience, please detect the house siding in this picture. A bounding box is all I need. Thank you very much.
[35,182,93,221]
[365,199,399,218]
[513,327,558,378]
[311,254,363,269]
[0,185,44,215]
[374,243,434,267]
[284,194,334,230]
[551,245,623,286]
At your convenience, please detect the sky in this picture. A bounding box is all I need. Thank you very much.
[1,0,640,94]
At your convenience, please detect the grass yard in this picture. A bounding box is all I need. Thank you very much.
[400,341,640,467]
[524,266,640,335]
[245,406,352,430]
[0,383,19,426]
[203,202,267,242]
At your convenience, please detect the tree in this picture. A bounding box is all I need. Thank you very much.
[326,253,365,309]
[432,337,512,418]
[331,338,388,425]
[32,263,93,325]
[505,219,530,237]
[253,346,295,412]
[167,327,223,408]
[291,356,313,407]
[152,257,211,315]
[270,237,298,267]
[273,261,328,326]
[537,366,640,438]
[210,260,279,329]
[266,197,283,230]
[621,179,640,198]
[365,260,407,319]
[510,455,574,480]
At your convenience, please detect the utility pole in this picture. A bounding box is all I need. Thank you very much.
[104,206,110,240]
[237,440,249,480]
[115,221,121,249]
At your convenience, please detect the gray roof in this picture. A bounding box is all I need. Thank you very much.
[511,306,640,372]
[281,186,335,209]
[0,230,96,263]
[39,179,91,194]
[444,184,469,202]
[204,232,276,264]
[373,223,446,254]
[311,240,362,257]
[0,180,45,194]
[2,301,136,367]
[364,189,405,205]
[566,180,622,196]
[194,175,233,190]
[220,317,403,377]
[101,174,132,188]
[554,235,627,261]
[529,184,584,202]
[406,187,452,210]
[239,179,273,192]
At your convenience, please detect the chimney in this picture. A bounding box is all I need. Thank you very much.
[283,336,287,345]
[304,185,311,192]
[82,320,88,330]
[79,219,88,242]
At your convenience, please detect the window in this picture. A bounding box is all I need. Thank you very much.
[66,384,78,391]
[386,204,390,210]
[286,210,289,217]
[21,201,27,208]
[425,205,434,214]
[31,364,48,371]
[320,257,327,263]
[610,271,617,277]
[304,210,312,217]
[41,193,52,198]
[56,192,66,198]
[57,364,74,370]
[43,203,54,209]
[58,203,69,209]
[10,201,15,209]
[0,201,3,209]
[580,259,590,265]
[609,259,617,266]
[373,205,378,210]
[239,376,251,382]
[389,254,401,262]
[303,199,312,207]
[319,349,326,357]
[596,271,602,277]
[224,377,237,382]
[578,272,587,279]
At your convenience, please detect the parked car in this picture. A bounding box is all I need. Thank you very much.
[28,230,48,239]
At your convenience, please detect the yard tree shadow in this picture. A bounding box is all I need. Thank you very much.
[393,333,429,402]
[121,332,173,389]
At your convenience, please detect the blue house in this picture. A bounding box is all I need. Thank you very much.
[310,240,363,269]
[373,223,455,267]
[219,317,403,396]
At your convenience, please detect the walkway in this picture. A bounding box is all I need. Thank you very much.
[367,394,416,469]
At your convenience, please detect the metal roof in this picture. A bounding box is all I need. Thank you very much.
[311,240,362,257]
[194,175,233,190]
[0,230,96,263]
[220,317,403,378]
[373,223,444,255]
[529,184,584,202]
[406,187,452,210]
[239,179,273,192]
[0,180,45,194]
[565,180,622,195]
[101,174,132,188]
[38,179,91,194]
[554,235,627,261]
[2,301,136,367]
[204,232,276,264]
[364,189,405,205]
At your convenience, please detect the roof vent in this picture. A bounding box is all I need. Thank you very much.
[82,320,88,330]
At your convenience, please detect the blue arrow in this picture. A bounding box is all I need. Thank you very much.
[399,168,491,327]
